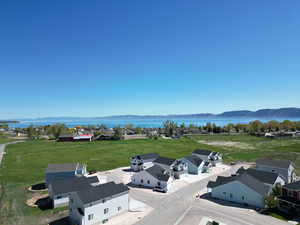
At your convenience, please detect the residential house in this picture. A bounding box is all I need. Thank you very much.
[153,156,176,174]
[236,167,285,188]
[131,165,173,192]
[130,153,160,172]
[73,134,93,142]
[58,134,74,142]
[172,160,188,179]
[278,181,300,215]
[45,163,87,187]
[256,158,296,183]
[192,149,222,166]
[207,173,271,208]
[48,176,99,208]
[182,155,208,175]
[69,182,129,225]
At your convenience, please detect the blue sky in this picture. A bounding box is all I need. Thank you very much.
[1,1,300,119]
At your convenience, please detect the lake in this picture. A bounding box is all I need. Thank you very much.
[8,117,300,128]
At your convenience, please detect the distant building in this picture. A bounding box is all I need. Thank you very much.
[58,134,74,142]
[48,176,99,208]
[45,163,87,187]
[256,158,296,183]
[130,153,160,172]
[73,134,93,142]
[69,182,129,225]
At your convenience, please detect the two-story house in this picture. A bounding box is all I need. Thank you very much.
[278,181,300,215]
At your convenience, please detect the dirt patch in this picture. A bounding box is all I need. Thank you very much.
[198,140,255,149]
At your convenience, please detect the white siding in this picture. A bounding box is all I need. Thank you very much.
[211,180,266,208]
[131,170,172,191]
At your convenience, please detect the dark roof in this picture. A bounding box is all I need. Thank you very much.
[153,156,176,166]
[204,161,210,166]
[211,152,218,156]
[76,182,129,205]
[208,173,270,196]
[50,176,98,196]
[256,158,292,169]
[283,181,300,190]
[184,155,203,167]
[193,149,212,156]
[135,153,159,160]
[146,165,170,181]
[236,167,280,185]
[58,134,74,138]
[46,163,79,173]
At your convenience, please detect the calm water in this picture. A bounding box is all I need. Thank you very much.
[8,117,300,128]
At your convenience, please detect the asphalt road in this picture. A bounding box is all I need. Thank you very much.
[131,165,290,225]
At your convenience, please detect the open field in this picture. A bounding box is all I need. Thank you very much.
[0,135,300,225]
[0,138,15,144]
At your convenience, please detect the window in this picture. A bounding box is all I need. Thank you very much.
[147,180,150,184]
[230,193,233,198]
[118,206,122,211]
[104,208,109,214]
[157,182,161,186]
[56,196,62,199]
[141,179,143,183]
[88,214,93,220]
[223,192,226,195]
[242,196,245,200]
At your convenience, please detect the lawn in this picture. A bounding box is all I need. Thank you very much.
[0,137,15,144]
[0,135,300,225]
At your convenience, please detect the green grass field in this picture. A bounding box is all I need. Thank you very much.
[0,135,300,225]
[0,137,15,144]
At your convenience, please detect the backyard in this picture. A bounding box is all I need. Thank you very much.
[0,134,300,225]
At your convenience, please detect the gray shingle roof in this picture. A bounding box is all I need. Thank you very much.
[50,176,98,196]
[46,163,79,173]
[153,156,176,166]
[146,165,170,181]
[283,181,300,190]
[193,149,212,156]
[76,182,129,205]
[184,155,203,167]
[256,158,292,169]
[237,167,280,185]
[134,153,159,160]
[208,173,271,196]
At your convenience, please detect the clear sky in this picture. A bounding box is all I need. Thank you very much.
[1,1,300,119]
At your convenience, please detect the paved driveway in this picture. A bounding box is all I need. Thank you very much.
[131,164,290,225]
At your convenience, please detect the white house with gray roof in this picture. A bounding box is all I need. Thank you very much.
[182,155,209,175]
[69,182,129,225]
[207,173,271,208]
[153,156,176,173]
[256,158,296,183]
[130,153,160,172]
[131,165,173,192]
[45,163,87,187]
[192,149,222,166]
[48,176,99,208]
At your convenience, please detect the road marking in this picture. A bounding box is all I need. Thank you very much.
[173,206,192,225]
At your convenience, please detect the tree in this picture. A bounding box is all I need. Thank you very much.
[264,195,278,209]
[112,126,123,140]
[48,123,68,139]
[272,184,282,197]
[163,120,178,137]
[27,125,36,139]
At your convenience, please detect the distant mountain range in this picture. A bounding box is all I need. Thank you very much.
[9,107,300,122]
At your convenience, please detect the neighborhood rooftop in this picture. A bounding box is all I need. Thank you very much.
[134,153,159,160]
[153,156,176,166]
[46,163,82,173]
[256,158,292,169]
[76,181,129,204]
[193,149,212,155]
[237,167,281,185]
[50,176,98,196]
[146,164,170,181]
[208,173,270,196]
[282,181,300,190]
[184,155,203,167]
